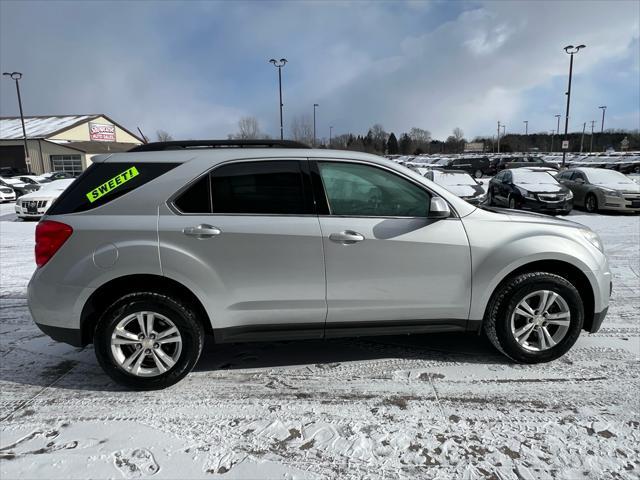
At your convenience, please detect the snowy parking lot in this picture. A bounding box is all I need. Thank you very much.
[0,202,638,480]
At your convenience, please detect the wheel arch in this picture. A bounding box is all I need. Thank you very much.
[481,259,595,332]
[80,274,212,345]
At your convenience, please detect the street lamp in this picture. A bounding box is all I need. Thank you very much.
[497,121,501,153]
[268,58,287,140]
[523,120,528,135]
[313,103,319,147]
[329,126,333,147]
[598,106,606,133]
[561,44,586,167]
[2,71,31,171]
[590,120,596,152]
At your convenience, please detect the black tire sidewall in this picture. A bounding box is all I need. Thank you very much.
[494,276,584,363]
[586,194,597,213]
[94,294,204,390]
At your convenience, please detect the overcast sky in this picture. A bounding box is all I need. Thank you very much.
[1,0,638,141]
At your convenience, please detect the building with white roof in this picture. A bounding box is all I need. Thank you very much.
[0,114,143,175]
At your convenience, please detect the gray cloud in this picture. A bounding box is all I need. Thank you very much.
[1,0,638,141]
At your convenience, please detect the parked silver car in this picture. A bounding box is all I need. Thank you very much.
[557,167,640,213]
[28,140,611,389]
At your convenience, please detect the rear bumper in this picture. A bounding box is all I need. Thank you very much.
[35,323,83,347]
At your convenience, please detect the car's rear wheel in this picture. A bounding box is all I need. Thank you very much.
[94,292,204,390]
[484,272,584,363]
[585,193,598,213]
[508,195,518,209]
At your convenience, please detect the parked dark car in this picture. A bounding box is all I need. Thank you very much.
[425,169,487,205]
[41,171,77,180]
[488,168,572,215]
[491,156,559,173]
[446,156,492,178]
[0,176,40,197]
[557,167,640,213]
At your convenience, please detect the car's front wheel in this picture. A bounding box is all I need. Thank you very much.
[94,292,204,390]
[585,193,598,213]
[484,272,584,363]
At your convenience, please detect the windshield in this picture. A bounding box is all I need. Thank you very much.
[40,180,74,191]
[584,169,635,185]
[512,170,557,185]
[433,171,475,186]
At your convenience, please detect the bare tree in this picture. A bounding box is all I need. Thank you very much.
[156,130,173,142]
[290,115,314,144]
[229,116,262,139]
[453,127,465,142]
[408,127,431,144]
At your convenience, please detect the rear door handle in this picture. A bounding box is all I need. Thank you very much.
[329,230,365,245]
[183,224,221,239]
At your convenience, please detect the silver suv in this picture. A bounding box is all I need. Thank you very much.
[28,140,611,389]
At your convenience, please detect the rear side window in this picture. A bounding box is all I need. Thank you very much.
[211,161,309,215]
[174,160,311,215]
[47,162,179,215]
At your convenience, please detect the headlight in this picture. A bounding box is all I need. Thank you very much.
[601,188,622,198]
[580,229,604,252]
[565,190,573,200]
[518,187,536,200]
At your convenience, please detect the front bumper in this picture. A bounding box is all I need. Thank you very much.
[600,194,640,212]
[519,197,573,214]
[15,200,50,218]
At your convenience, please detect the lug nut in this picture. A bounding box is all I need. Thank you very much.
[153,343,159,349]
[136,344,142,350]
[138,333,145,340]
[149,334,156,340]
[145,349,151,354]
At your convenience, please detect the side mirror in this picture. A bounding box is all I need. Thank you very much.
[575,178,585,184]
[429,197,451,219]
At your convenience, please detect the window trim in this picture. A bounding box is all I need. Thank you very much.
[309,158,459,219]
[167,157,316,217]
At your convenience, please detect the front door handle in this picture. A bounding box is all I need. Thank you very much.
[183,224,221,239]
[329,230,365,245]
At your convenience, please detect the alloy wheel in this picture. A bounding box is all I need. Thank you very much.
[110,311,183,377]
[510,290,571,352]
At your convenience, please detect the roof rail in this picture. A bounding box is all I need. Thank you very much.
[128,139,310,152]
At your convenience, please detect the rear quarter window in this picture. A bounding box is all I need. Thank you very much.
[47,162,179,215]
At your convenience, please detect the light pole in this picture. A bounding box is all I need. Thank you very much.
[2,71,31,171]
[523,120,528,135]
[329,126,333,147]
[590,120,595,152]
[313,103,319,147]
[561,44,586,167]
[269,58,287,140]
[553,114,561,152]
[497,121,501,153]
[523,120,529,153]
[580,122,586,153]
[551,129,556,152]
[599,105,606,133]
[598,105,607,152]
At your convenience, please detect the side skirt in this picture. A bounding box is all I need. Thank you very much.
[213,319,480,344]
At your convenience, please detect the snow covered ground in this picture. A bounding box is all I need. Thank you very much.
[1,205,638,479]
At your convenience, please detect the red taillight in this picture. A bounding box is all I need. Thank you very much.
[35,220,73,267]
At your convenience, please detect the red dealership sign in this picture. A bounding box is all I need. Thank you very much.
[89,123,116,142]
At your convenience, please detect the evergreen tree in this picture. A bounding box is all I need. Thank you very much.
[387,133,399,154]
[399,133,413,154]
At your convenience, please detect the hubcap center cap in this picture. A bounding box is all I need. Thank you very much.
[141,338,154,349]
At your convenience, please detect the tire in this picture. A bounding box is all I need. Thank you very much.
[585,193,598,213]
[483,272,584,363]
[94,292,204,390]
[508,195,518,209]
[474,169,483,179]
[487,189,493,205]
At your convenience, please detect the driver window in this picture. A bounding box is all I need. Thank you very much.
[318,162,430,217]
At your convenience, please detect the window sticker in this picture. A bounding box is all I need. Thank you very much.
[86,166,139,203]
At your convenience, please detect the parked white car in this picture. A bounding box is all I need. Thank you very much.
[15,179,74,220]
[0,184,16,202]
[14,175,52,185]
